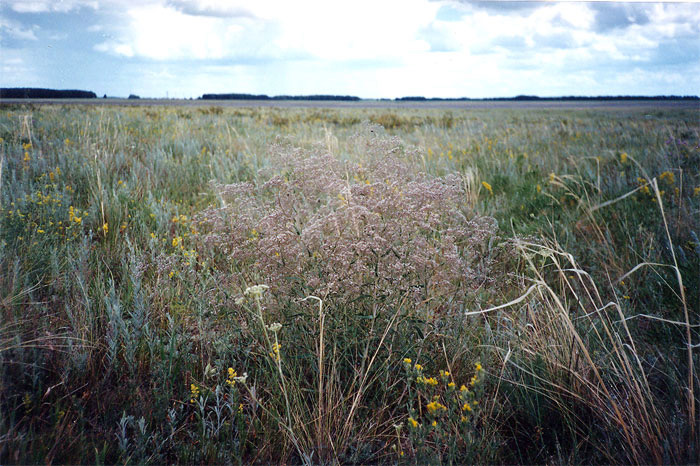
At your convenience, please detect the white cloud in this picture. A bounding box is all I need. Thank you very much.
[0,52,39,86]
[94,4,272,60]
[4,0,98,13]
[0,16,39,41]
[93,0,439,62]
[166,0,258,18]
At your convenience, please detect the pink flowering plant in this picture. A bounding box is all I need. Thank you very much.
[195,126,498,318]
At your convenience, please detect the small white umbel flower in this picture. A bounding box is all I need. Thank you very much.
[244,284,269,299]
[267,322,282,333]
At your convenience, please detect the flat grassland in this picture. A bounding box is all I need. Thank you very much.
[0,103,698,464]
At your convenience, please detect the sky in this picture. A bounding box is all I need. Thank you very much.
[0,0,698,99]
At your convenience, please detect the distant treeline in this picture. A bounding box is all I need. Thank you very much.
[200,93,361,101]
[2,88,697,102]
[1,88,97,99]
[396,95,699,101]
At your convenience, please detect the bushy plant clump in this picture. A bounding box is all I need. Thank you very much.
[194,128,498,316]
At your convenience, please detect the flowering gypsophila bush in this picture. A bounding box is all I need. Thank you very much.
[195,126,498,315]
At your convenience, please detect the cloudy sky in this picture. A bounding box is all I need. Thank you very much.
[1,0,698,98]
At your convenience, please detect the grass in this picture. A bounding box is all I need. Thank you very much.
[0,102,698,464]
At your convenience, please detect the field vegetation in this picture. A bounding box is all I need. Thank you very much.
[0,103,698,464]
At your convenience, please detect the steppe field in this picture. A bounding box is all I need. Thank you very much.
[0,101,698,464]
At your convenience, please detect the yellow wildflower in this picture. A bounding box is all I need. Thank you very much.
[481,181,493,195]
[190,383,200,403]
[659,171,675,184]
[620,152,628,163]
[403,358,412,365]
[536,184,541,194]
[424,377,438,386]
[102,222,109,234]
[414,364,423,372]
[227,367,237,386]
[426,400,447,413]
[694,187,700,197]
[269,342,281,361]
[462,402,472,412]
[408,417,419,428]
[475,362,482,371]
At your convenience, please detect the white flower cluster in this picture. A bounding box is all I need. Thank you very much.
[233,372,248,384]
[244,284,269,299]
[266,322,282,333]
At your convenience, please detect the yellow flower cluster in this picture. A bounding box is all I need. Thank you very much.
[226,367,237,386]
[22,142,32,169]
[481,181,493,195]
[659,171,675,184]
[190,383,200,403]
[426,400,447,413]
[417,376,439,386]
[637,178,651,196]
[470,362,483,386]
[269,342,281,362]
[68,206,84,224]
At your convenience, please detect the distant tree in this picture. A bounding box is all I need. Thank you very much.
[128,94,140,99]
[200,93,360,101]
[0,88,97,99]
